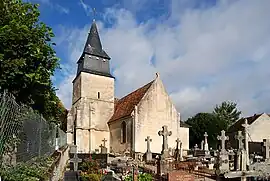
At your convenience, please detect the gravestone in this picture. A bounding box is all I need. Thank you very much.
[216,130,230,174]
[167,171,195,181]
[204,132,209,151]
[175,138,183,161]
[235,131,247,171]
[158,125,172,159]
[69,145,82,171]
[64,171,80,181]
[70,152,82,171]
[145,136,152,162]
[100,144,107,154]
[263,139,270,161]
[201,140,204,150]
[242,119,250,167]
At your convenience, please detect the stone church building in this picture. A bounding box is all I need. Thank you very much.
[66,20,189,156]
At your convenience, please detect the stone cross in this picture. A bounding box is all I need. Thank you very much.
[102,138,107,147]
[158,125,172,152]
[217,130,229,154]
[204,132,209,151]
[242,119,250,166]
[263,139,270,160]
[70,146,82,171]
[235,131,244,150]
[176,138,182,149]
[145,136,152,152]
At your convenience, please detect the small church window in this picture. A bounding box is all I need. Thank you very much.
[97,92,100,99]
[121,121,127,143]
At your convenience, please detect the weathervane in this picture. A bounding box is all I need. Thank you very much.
[92,7,96,22]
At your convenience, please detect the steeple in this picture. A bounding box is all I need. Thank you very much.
[83,21,110,59]
[75,20,113,80]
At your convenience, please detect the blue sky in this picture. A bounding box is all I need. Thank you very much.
[27,0,270,120]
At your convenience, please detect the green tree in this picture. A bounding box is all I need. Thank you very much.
[0,0,65,121]
[213,101,241,127]
[186,113,227,149]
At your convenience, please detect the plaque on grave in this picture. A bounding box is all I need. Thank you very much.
[167,171,195,181]
[64,171,80,181]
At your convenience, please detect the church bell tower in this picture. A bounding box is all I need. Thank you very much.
[67,20,114,153]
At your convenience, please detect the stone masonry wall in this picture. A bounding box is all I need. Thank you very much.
[134,77,189,154]
[109,117,133,154]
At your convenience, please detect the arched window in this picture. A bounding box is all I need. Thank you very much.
[121,121,127,143]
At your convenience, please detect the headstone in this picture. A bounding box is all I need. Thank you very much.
[145,136,153,162]
[100,144,107,154]
[70,153,82,171]
[235,131,246,171]
[217,130,229,154]
[242,119,250,167]
[64,171,80,181]
[216,130,230,174]
[167,171,195,181]
[235,131,244,150]
[194,144,198,150]
[102,138,107,147]
[201,140,204,150]
[175,138,183,161]
[158,125,172,159]
[263,139,270,161]
[204,132,209,151]
[69,145,82,171]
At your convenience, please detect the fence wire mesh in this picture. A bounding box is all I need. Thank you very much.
[0,91,67,167]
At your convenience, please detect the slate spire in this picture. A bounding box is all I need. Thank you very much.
[83,21,110,59]
[74,20,113,80]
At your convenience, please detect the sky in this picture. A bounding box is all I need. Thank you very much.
[27,0,270,120]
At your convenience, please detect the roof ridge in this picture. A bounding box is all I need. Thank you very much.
[117,80,154,102]
[108,79,155,123]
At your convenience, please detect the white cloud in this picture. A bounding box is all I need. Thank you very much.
[55,0,270,120]
[33,0,69,14]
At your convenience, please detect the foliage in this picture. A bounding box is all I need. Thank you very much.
[0,0,66,122]
[0,156,54,181]
[186,113,227,149]
[138,173,153,181]
[79,156,100,174]
[80,173,102,181]
[213,101,241,127]
[125,173,153,181]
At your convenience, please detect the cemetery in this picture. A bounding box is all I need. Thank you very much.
[63,121,270,181]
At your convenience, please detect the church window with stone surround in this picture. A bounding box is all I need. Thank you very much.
[121,121,127,143]
[97,92,100,99]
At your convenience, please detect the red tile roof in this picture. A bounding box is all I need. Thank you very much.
[108,81,154,124]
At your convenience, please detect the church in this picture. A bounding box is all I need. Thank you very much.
[66,20,190,157]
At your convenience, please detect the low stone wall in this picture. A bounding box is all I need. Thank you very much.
[49,145,70,181]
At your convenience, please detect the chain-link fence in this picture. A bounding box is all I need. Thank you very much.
[0,91,67,167]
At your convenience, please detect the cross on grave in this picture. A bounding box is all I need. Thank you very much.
[204,132,208,143]
[145,136,152,152]
[102,138,107,147]
[176,138,182,149]
[70,152,82,171]
[235,131,244,150]
[263,139,270,160]
[242,119,250,166]
[217,130,229,153]
[158,125,172,152]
